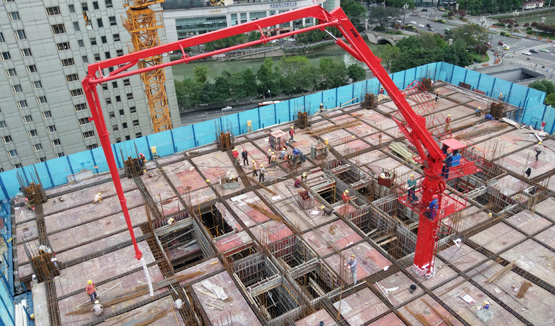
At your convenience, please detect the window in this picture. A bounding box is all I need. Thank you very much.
[90,37,97,46]
[130,106,136,113]
[12,85,22,93]
[38,157,46,163]
[27,65,37,73]
[37,96,48,104]
[0,33,4,43]
[109,112,115,118]
[104,51,110,59]
[42,110,52,118]
[112,125,118,131]
[2,136,13,144]
[82,55,88,63]
[21,48,32,57]
[122,122,128,128]
[94,53,100,61]
[106,0,112,7]
[70,89,83,97]
[8,150,18,158]
[4,0,14,3]
[78,39,84,47]
[106,98,111,105]
[115,138,121,143]
[69,4,75,12]
[136,132,142,138]
[113,33,120,42]
[83,130,95,138]
[109,16,117,26]
[81,2,88,11]
[86,144,98,150]
[116,49,123,56]
[119,109,124,115]
[75,103,87,111]
[101,36,107,43]
[127,93,134,100]
[17,100,28,108]
[33,144,43,151]
[15,30,27,40]
[46,6,61,15]
[66,73,79,82]
[6,68,17,77]
[79,117,90,125]
[112,81,118,88]
[123,79,130,86]
[116,96,121,102]
[56,152,64,158]
[51,24,66,34]
[102,84,108,91]
[13,163,23,169]
[57,42,70,51]
[51,139,61,147]
[97,18,103,28]
[73,22,80,31]
[133,120,139,126]
[23,115,33,123]
[93,1,99,9]
[9,12,20,21]
[47,125,56,133]
[62,58,75,66]
[28,130,38,137]
[33,81,42,89]
[125,135,131,140]
[0,121,6,129]
[1,52,11,61]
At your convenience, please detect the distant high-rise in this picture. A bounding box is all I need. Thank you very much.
[0,0,180,171]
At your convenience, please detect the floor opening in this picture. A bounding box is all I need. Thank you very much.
[268,235,315,269]
[233,253,278,288]
[294,265,340,300]
[254,281,300,321]
[200,205,234,238]
[317,187,340,205]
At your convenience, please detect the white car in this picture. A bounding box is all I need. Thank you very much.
[522,51,532,56]
[418,24,425,27]
[410,21,416,24]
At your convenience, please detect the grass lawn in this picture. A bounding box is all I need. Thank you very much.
[469,51,490,63]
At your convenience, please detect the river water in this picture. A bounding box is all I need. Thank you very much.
[171,42,379,82]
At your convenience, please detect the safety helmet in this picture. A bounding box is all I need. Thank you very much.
[448,114,451,117]
[433,194,438,199]
[252,160,255,163]
[345,190,349,193]
[410,174,414,177]
[447,148,452,153]
[260,164,264,167]
[351,254,355,258]
[291,126,294,129]
[95,300,99,304]
[539,142,542,145]
[478,106,481,109]
[97,192,101,195]
[88,280,93,285]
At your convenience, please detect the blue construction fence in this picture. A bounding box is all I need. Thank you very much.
[0,199,14,326]
[0,62,553,203]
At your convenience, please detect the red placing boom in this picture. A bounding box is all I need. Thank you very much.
[82,5,447,278]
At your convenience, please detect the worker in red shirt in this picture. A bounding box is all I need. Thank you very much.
[86,280,98,303]
[289,126,295,142]
[342,190,352,202]
[231,148,239,166]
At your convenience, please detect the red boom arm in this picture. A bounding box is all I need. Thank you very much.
[82,5,445,277]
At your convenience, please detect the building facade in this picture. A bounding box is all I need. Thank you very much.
[162,0,340,42]
[0,0,180,171]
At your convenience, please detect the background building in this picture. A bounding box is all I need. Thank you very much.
[162,0,340,42]
[0,0,180,171]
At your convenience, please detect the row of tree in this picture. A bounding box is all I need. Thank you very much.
[174,56,367,108]
[529,79,555,106]
[455,0,522,15]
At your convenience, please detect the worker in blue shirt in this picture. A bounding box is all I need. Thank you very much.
[442,148,453,179]
[428,194,439,220]
[344,254,358,285]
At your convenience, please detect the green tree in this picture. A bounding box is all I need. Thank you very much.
[347,64,366,82]
[240,68,258,98]
[341,0,367,31]
[529,79,555,96]
[385,0,415,8]
[376,44,401,70]
[257,58,280,98]
[443,39,473,67]
[248,31,260,42]
[545,93,555,106]
[175,78,202,107]
[446,23,488,51]
[278,56,314,94]
[213,77,231,102]
[193,65,209,85]
[319,57,348,88]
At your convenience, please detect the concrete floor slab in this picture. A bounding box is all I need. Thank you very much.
[534,226,555,249]
[98,295,184,326]
[295,309,337,326]
[193,271,262,326]
[470,221,526,253]
[535,197,555,221]
[215,230,253,256]
[505,210,552,235]
[501,239,555,285]
[226,192,271,229]
[398,294,465,326]
[302,220,362,257]
[368,312,404,326]
[251,220,294,245]
[418,257,459,290]
[437,243,488,272]
[501,138,555,177]
[333,287,388,325]
[492,175,530,196]
[378,271,424,306]
[176,257,224,286]
[325,242,391,285]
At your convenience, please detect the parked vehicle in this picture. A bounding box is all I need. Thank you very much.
[530,49,538,54]
[522,51,532,56]
[503,45,510,50]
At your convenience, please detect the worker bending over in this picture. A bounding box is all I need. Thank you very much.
[91,300,103,316]
[342,190,352,202]
[93,192,103,204]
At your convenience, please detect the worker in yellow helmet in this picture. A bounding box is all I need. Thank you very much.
[259,164,265,182]
[535,141,543,161]
[93,192,102,204]
[86,280,98,302]
[342,190,352,202]
[475,106,482,117]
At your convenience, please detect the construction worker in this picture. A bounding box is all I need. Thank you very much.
[498,92,504,101]
[139,153,146,168]
[342,190,352,202]
[24,198,35,211]
[445,114,452,131]
[442,148,453,179]
[379,87,384,94]
[407,175,417,204]
[232,148,239,166]
[279,147,287,160]
[475,106,482,117]
[485,113,494,120]
[301,171,307,182]
[86,280,98,303]
[241,148,249,166]
[428,195,439,220]
[91,300,103,316]
[344,254,358,285]
[252,161,258,177]
[267,148,272,164]
[535,141,543,161]
[289,126,295,142]
[93,192,102,204]
[270,152,277,168]
[294,178,301,188]
[319,103,324,112]
[259,164,265,182]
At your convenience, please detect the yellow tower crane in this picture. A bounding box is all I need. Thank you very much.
[122,0,172,133]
